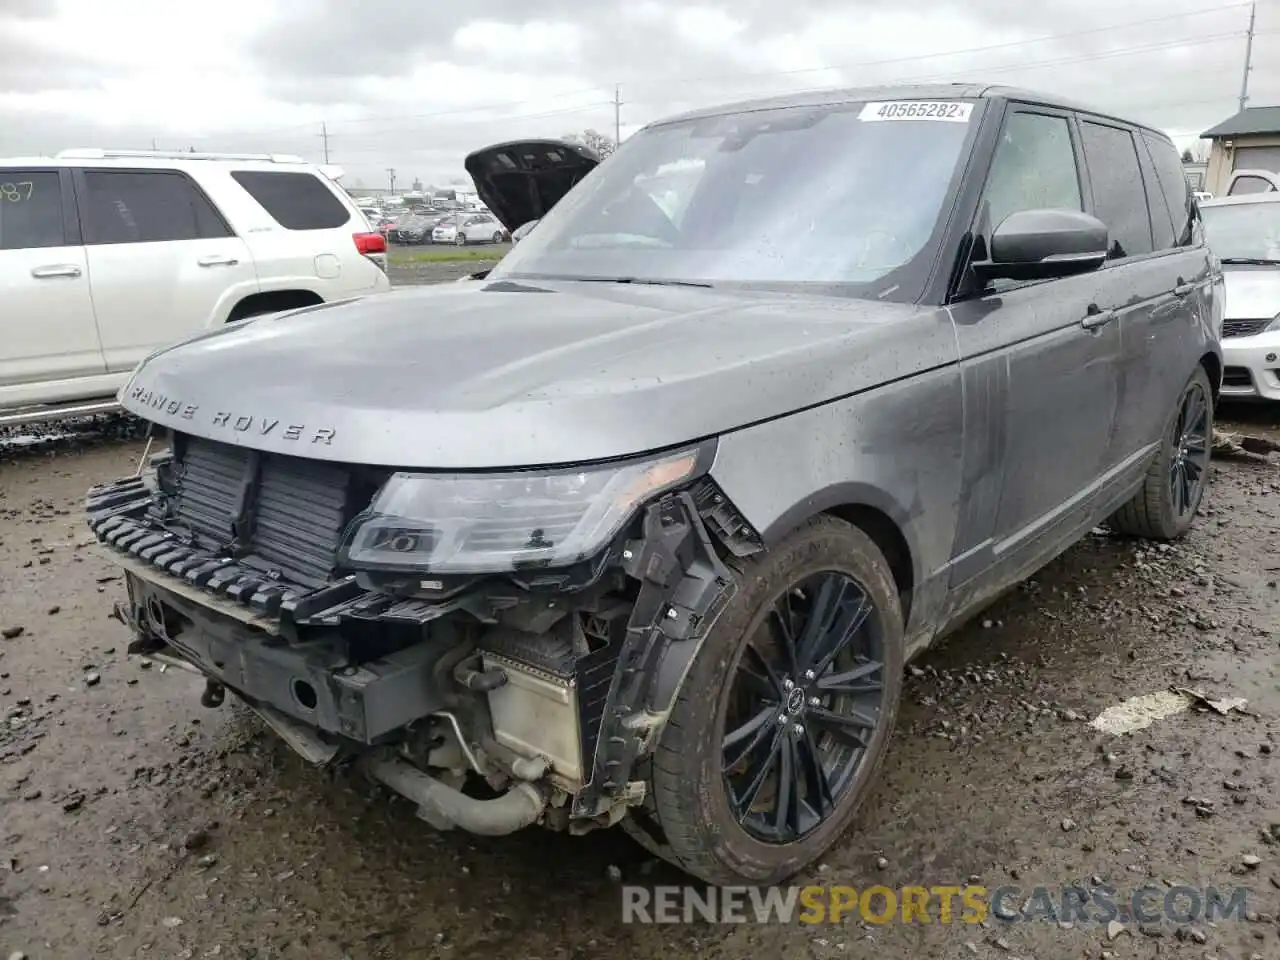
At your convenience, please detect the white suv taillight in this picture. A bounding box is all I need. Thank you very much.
[353,231,388,272]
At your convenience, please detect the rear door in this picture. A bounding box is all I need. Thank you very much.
[74,167,257,373]
[1074,119,1209,465]
[0,167,104,391]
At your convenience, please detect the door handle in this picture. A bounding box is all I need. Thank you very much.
[1173,280,1197,297]
[30,264,82,279]
[198,255,240,267]
[1081,305,1117,330]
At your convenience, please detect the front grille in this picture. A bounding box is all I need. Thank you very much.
[1222,366,1254,388]
[168,436,371,589]
[1223,318,1271,338]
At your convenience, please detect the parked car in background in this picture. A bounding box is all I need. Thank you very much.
[431,211,506,245]
[0,148,391,427]
[87,83,1219,887]
[386,215,436,245]
[1200,192,1280,399]
[1225,169,1280,196]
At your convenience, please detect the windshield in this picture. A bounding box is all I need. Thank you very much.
[489,98,982,299]
[1200,201,1280,261]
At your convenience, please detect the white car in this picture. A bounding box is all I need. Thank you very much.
[1,148,392,427]
[431,212,506,245]
[1199,192,1280,399]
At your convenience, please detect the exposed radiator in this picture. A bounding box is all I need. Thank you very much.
[170,436,360,589]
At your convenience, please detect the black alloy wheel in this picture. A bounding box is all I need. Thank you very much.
[1169,376,1210,520]
[722,571,886,843]
[1108,365,1214,541]
[628,516,904,885]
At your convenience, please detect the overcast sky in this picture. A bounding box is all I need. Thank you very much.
[1,0,1276,190]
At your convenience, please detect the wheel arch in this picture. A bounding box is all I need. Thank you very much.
[1199,350,1222,403]
[227,289,324,323]
[753,484,919,622]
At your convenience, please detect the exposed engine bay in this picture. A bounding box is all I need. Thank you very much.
[86,428,763,835]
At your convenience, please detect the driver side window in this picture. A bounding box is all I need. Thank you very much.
[983,112,1083,233]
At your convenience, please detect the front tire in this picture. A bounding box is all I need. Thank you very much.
[1109,366,1213,540]
[631,515,904,885]
[455,233,467,246]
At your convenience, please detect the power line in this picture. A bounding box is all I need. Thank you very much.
[170,0,1273,143]
[614,0,1268,90]
[619,30,1268,117]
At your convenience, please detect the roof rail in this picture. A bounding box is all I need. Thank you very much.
[55,148,308,164]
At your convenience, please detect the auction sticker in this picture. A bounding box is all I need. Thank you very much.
[858,101,973,122]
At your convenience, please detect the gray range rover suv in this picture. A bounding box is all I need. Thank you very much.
[87,83,1222,885]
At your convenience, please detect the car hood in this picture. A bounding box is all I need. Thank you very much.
[1223,266,1280,319]
[464,138,600,233]
[118,280,945,470]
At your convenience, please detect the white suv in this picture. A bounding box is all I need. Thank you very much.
[0,149,392,427]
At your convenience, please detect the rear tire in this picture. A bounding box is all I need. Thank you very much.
[627,515,904,885]
[1109,366,1213,540]
[492,231,504,244]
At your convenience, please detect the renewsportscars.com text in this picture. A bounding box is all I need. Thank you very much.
[621,884,1251,925]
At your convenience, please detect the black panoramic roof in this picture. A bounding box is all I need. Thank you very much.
[648,82,1174,142]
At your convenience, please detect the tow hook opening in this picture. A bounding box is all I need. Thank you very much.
[200,679,226,708]
[357,754,549,836]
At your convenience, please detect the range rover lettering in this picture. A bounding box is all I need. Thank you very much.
[86,83,1220,886]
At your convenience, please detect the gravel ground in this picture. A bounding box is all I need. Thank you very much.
[1,399,1278,958]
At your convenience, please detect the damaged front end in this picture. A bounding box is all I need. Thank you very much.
[86,429,762,834]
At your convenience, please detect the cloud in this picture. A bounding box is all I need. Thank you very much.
[0,0,1275,187]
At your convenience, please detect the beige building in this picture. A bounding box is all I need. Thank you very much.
[1201,105,1280,195]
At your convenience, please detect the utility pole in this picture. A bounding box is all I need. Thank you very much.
[151,137,158,150]
[319,121,330,163]
[386,167,396,195]
[1239,2,1257,112]
[614,84,623,145]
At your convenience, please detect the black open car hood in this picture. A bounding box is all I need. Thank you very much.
[464,138,600,233]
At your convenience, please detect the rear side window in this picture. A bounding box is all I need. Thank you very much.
[1078,121,1154,259]
[82,170,232,245]
[1142,133,1194,246]
[0,170,65,250]
[230,171,351,230]
[983,112,1083,233]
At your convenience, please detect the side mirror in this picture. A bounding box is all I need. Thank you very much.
[972,209,1108,283]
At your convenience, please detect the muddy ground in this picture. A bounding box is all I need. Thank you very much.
[1,349,1278,957]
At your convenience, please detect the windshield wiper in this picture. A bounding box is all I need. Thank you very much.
[574,276,715,289]
[1220,257,1280,265]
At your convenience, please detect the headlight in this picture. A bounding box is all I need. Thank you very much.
[1266,311,1280,333]
[337,446,707,574]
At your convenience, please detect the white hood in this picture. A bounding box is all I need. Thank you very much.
[1223,267,1280,320]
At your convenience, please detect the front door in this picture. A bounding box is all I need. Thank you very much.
[946,105,1123,599]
